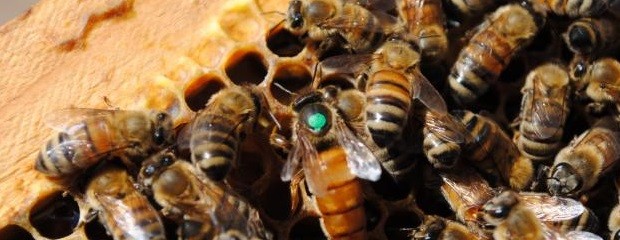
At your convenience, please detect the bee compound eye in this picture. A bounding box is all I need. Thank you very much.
[161,155,174,166]
[153,127,166,145]
[143,164,157,177]
[156,112,168,122]
[490,205,509,219]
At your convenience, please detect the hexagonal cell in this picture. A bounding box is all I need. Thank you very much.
[270,63,312,105]
[315,73,357,90]
[384,211,422,239]
[225,49,268,86]
[219,4,262,42]
[184,74,227,111]
[85,217,113,240]
[29,192,79,239]
[259,179,292,221]
[0,225,35,240]
[266,23,304,57]
[289,217,326,240]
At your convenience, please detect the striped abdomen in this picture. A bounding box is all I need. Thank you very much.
[365,70,412,148]
[423,127,462,169]
[448,28,514,104]
[538,0,608,17]
[518,120,564,161]
[191,114,240,181]
[36,117,115,177]
[314,147,367,239]
[402,0,448,61]
[100,189,166,240]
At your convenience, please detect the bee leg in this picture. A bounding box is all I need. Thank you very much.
[269,129,291,159]
[102,96,120,110]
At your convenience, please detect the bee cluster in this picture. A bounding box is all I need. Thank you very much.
[11,0,620,239]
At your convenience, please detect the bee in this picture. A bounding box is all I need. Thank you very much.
[35,109,174,177]
[440,168,599,235]
[515,63,571,161]
[285,0,389,54]
[85,165,166,240]
[582,58,620,113]
[443,0,497,18]
[530,0,611,17]
[481,191,602,240]
[610,203,620,240]
[189,85,269,181]
[410,215,479,240]
[422,110,472,169]
[547,117,620,196]
[448,3,545,104]
[318,39,450,181]
[280,90,382,239]
[398,0,448,62]
[452,110,534,190]
[564,17,620,56]
[139,152,271,239]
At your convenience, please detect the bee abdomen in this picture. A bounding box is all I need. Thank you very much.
[35,131,93,176]
[316,178,366,239]
[192,117,239,181]
[517,132,562,160]
[366,72,412,147]
[423,132,461,169]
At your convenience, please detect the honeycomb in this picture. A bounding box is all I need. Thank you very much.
[1,0,619,239]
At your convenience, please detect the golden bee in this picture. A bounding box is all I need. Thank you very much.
[547,117,620,196]
[398,0,448,62]
[443,0,497,18]
[515,63,571,161]
[481,191,602,240]
[318,39,450,181]
[582,58,620,113]
[35,109,174,177]
[448,3,545,104]
[138,151,271,239]
[411,215,479,240]
[531,0,612,17]
[280,90,382,239]
[609,175,620,240]
[285,0,390,54]
[440,167,599,235]
[452,110,534,190]
[564,17,620,57]
[188,85,270,181]
[85,165,166,240]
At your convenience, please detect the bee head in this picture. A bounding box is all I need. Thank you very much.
[151,112,175,147]
[287,0,304,30]
[481,191,519,225]
[547,162,582,196]
[567,24,594,54]
[298,103,332,136]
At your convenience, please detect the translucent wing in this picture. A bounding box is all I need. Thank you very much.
[439,168,495,207]
[530,78,567,139]
[520,192,585,222]
[411,70,448,113]
[347,0,397,12]
[318,9,384,33]
[280,127,306,181]
[424,111,471,144]
[318,53,375,77]
[298,131,331,196]
[45,108,129,132]
[564,231,603,240]
[175,121,193,151]
[334,118,382,181]
[97,191,162,239]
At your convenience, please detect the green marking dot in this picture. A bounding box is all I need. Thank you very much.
[308,113,327,132]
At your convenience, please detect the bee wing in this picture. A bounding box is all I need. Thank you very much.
[347,0,396,12]
[563,231,603,240]
[334,118,382,181]
[318,11,385,33]
[45,108,129,132]
[96,192,160,239]
[520,192,586,222]
[319,53,375,76]
[298,132,332,196]
[424,111,471,144]
[439,169,495,207]
[411,71,448,114]
[529,79,568,139]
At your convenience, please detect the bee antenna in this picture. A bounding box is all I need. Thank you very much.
[273,82,297,96]
[262,11,286,17]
